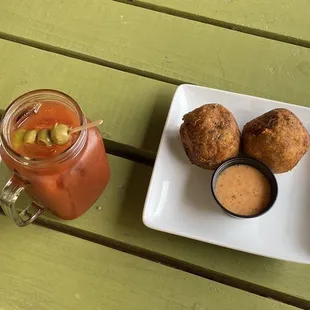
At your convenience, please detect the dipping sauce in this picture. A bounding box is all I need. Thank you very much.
[215,165,271,216]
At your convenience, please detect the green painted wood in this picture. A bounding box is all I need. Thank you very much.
[42,156,310,305]
[131,0,310,44]
[1,155,310,305]
[1,39,310,304]
[1,217,297,310]
[0,39,174,153]
[0,0,310,108]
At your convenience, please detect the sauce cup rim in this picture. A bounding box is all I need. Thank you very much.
[211,157,278,219]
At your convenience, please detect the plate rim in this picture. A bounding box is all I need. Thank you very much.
[142,83,310,264]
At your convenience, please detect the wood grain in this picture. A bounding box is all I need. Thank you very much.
[0,0,310,105]
[127,0,310,45]
[1,39,310,304]
[0,39,174,153]
[1,154,310,306]
[1,217,298,310]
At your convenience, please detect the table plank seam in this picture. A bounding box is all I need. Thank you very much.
[0,4,309,306]
[0,109,155,166]
[0,215,302,310]
[0,32,186,86]
[114,0,310,49]
[12,213,308,309]
[104,138,155,166]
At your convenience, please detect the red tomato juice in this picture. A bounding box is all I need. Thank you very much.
[1,100,110,220]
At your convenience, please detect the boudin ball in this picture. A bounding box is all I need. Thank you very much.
[180,104,240,170]
[242,108,309,173]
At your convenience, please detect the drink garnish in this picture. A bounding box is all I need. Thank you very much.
[12,119,103,149]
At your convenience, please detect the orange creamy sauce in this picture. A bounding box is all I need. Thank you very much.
[215,165,271,216]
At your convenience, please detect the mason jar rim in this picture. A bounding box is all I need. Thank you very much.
[0,89,87,168]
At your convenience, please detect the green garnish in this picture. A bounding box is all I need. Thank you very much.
[50,124,71,145]
[37,129,52,147]
[23,129,38,144]
[12,128,27,149]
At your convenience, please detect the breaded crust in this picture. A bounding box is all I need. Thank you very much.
[242,108,310,173]
[180,104,240,170]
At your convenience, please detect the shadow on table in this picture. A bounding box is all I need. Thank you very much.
[140,92,173,153]
[115,91,170,233]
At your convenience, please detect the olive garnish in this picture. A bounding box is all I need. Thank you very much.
[12,128,27,149]
[12,119,103,149]
[37,129,52,147]
[24,129,38,144]
[50,124,70,146]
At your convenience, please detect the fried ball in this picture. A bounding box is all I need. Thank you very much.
[180,104,240,170]
[242,108,309,173]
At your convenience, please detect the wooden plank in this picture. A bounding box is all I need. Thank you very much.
[1,154,310,306]
[0,39,310,305]
[0,217,297,310]
[0,39,174,153]
[130,0,310,44]
[43,156,310,306]
[0,0,310,108]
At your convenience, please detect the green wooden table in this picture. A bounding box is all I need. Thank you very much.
[0,1,309,309]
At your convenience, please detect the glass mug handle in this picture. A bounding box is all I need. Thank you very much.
[0,171,44,227]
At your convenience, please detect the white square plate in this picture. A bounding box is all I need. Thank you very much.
[143,84,310,264]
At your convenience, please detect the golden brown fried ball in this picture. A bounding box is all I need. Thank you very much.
[242,108,309,173]
[180,104,240,170]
